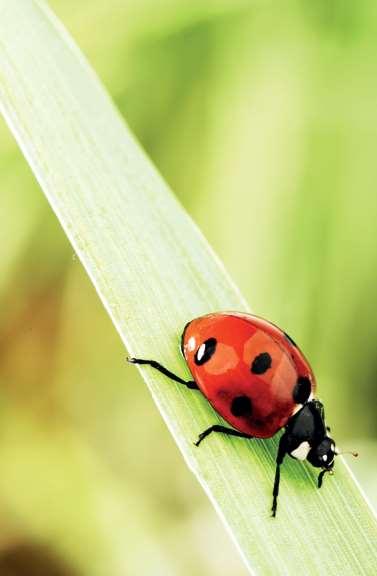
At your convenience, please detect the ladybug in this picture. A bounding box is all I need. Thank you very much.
[128,312,357,516]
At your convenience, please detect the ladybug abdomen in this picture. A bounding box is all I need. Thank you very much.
[182,313,315,438]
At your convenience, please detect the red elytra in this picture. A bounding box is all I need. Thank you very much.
[181,312,316,438]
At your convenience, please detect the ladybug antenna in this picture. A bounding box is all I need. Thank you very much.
[335,448,358,458]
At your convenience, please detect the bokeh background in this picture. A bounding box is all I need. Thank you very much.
[0,1,376,574]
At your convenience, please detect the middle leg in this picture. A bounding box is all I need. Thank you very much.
[271,434,288,517]
[195,424,252,447]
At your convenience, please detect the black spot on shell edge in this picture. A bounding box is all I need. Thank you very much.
[194,337,217,365]
[293,376,311,404]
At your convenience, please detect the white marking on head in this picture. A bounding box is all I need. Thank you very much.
[331,443,335,452]
[291,441,311,461]
[196,342,206,362]
[322,454,328,462]
[187,336,196,352]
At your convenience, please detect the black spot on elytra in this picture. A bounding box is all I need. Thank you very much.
[284,331,297,347]
[251,352,272,374]
[231,395,253,417]
[293,376,311,404]
[194,338,217,365]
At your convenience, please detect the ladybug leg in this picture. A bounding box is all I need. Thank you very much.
[271,434,288,518]
[127,357,198,389]
[317,469,327,488]
[194,425,252,447]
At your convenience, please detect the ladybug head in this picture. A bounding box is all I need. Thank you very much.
[307,436,337,470]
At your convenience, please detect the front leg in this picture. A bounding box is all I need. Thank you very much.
[271,433,288,517]
[127,357,198,389]
[195,425,252,446]
[317,469,327,488]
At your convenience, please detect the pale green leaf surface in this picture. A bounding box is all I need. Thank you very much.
[0,1,376,574]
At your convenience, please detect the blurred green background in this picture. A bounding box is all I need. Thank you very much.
[0,0,376,574]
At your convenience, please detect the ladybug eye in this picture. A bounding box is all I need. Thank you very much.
[195,338,217,365]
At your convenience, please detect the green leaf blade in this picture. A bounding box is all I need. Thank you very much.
[0,1,376,574]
